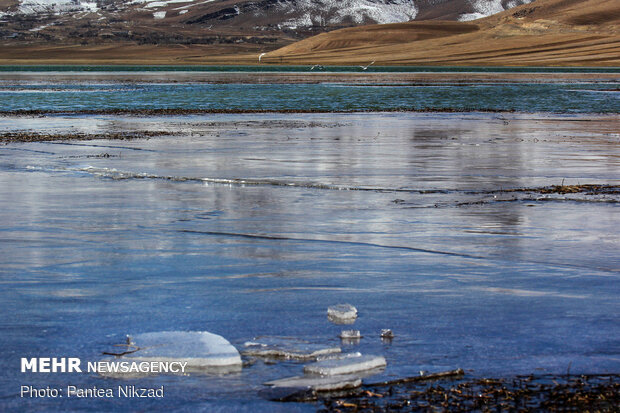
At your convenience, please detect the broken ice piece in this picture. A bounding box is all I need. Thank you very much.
[339,330,362,339]
[242,336,340,360]
[327,304,357,324]
[259,386,317,402]
[265,374,362,392]
[99,331,242,377]
[339,330,362,345]
[316,352,362,362]
[380,329,394,339]
[304,355,386,376]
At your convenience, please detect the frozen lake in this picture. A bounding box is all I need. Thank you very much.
[0,110,618,411]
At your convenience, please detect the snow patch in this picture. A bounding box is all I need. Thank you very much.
[145,0,190,8]
[280,14,313,30]
[18,0,99,15]
[172,0,216,11]
[458,0,504,21]
[278,0,418,28]
[458,0,529,21]
[29,23,52,32]
[153,10,166,18]
[507,0,532,9]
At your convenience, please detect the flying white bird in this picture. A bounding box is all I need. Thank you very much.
[258,53,267,62]
[360,61,375,70]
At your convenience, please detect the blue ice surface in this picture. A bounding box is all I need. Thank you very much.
[0,79,618,411]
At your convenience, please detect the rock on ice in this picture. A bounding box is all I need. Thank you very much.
[304,354,386,376]
[381,329,395,339]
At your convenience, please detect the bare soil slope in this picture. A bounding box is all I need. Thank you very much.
[263,0,620,66]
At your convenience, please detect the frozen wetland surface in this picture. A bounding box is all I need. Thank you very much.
[0,72,618,411]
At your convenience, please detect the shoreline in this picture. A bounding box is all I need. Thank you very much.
[1,108,619,118]
[0,71,619,84]
[1,108,522,117]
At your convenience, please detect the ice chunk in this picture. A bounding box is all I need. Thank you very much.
[100,331,242,377]
[340,329,362,345]
[316,352,362,362]
[259,386,317,402]
[304,355,386,376]
[242,336,340,360]
[265,375,362,391]
[327,304,357,324]
[339,330,362,339]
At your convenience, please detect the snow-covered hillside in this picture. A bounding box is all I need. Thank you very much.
[4,0,533,25]
[458,0,533,21]
[18,0,99,14]
[274,0,419,29]
[0,0,534,47]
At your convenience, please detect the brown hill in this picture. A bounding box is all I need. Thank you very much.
[262,0,620,66]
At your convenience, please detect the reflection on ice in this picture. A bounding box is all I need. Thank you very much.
[472,287,589,299]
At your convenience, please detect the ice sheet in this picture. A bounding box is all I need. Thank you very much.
[264,375,362,391]
[304,355,386,376]
[243,337,340,360]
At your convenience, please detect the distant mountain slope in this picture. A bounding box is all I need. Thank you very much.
[0,0,533,44]
[415,0,534,21]
[3,0,612,65]
[262,0,620,65]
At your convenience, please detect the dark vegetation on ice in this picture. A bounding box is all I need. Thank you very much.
[0,131,172,143]
[317,373,620,412]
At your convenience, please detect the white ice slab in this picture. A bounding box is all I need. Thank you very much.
[304,354,386,376]
[265,375,362,391]
[100,331,242,377]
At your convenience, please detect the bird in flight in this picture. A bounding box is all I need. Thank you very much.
[258,53,267,62]
[360,61,375,70]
